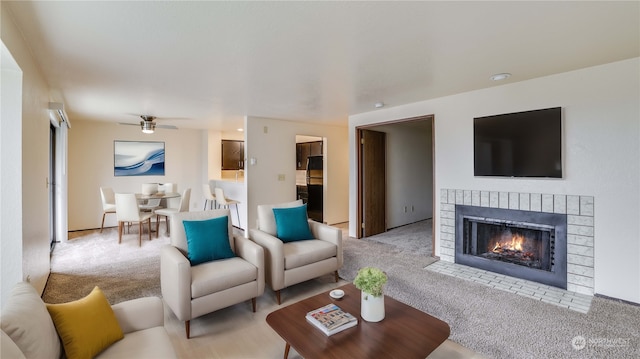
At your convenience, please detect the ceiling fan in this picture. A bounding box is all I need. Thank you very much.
[119,115,178,134]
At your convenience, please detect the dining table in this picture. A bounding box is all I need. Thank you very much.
[135,192,181,200]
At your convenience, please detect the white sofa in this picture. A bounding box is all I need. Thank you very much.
[1,282,176,359]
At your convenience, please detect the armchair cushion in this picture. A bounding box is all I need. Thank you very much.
[191,257,259,297]
[273,204,314,242]
[257,199,303,236]
[46,286,124,359]
[284,239,338,270]
[183,216,235,265]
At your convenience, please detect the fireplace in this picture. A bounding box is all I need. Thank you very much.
[455,205,567,289]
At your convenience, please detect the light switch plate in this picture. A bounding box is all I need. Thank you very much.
[278,174,285,181]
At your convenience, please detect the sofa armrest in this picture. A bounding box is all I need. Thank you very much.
[308,220,343,268]
[160,245,192,321]
[110,297,164,334]
[234,236,265,295]
[249,228,285,291]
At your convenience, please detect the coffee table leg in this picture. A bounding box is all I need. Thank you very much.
[284,343,290,359]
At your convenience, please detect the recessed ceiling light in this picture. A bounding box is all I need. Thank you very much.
[490,73,511,81]
[374,101,385,108]
[237,128,244,132]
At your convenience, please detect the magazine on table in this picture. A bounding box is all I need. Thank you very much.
[305,303,358,336]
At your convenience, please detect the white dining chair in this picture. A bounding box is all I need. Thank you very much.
[100,187,116,233]
[115,193,153,246]
[202,184,216,210]
[154,188,191,235]
[214,187,240,228]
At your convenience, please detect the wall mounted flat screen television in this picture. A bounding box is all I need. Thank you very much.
[474,107,562,178]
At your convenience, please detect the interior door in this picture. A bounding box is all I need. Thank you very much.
[359,129,386,237]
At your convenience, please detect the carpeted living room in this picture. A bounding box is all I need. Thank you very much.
[2,2,639,359]
[41,220,639,359]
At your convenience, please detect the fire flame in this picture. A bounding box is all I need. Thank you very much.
[492,234,525,252]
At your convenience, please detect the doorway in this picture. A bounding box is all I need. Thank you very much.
[356,115,436,254]
[295,135,324,222]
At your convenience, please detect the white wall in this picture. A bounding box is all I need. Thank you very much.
[207,130,222,181]
[68,120,207,230]
[349,58,640,304]
[1,4,53,298]
[373,122,433,228]
[1,41,24,307]
[245,116,349,232]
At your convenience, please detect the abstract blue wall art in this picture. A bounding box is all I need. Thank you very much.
[114,141,165,176]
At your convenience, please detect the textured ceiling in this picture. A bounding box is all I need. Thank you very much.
[4,1,639,132]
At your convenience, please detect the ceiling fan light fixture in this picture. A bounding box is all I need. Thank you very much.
[141,121,155,134]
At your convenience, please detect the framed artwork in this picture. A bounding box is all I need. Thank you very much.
[114,140,165,176]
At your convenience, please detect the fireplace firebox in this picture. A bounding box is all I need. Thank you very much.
[455,205,567,289]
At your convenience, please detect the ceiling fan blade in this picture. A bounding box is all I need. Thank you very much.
[156,125,178,130]
[118,122,140,126]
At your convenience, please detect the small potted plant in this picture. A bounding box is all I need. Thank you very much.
[353,267,388,322]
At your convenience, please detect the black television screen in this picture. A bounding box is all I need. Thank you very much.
[474,107,562,178]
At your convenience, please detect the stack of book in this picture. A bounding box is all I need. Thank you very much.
[305,303,358,336]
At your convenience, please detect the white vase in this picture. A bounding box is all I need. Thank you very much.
[360,291,385,322]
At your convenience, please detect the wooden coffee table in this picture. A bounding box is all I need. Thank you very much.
[266,283,450,359]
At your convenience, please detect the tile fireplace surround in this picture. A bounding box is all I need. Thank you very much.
[439,189,594,296]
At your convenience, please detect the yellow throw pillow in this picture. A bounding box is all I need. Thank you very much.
[46,287,124,359]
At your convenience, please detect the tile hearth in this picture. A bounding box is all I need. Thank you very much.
[426,261,593,313]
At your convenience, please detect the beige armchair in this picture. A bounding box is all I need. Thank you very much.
[161,209,264,338]
[249,200,343,304]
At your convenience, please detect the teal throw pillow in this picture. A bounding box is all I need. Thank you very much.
[272,204,315,242]
[183,216,235,265]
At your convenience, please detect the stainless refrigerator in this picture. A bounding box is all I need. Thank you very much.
[306,155,323,222]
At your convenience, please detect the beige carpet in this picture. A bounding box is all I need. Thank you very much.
[44,223,640,358]
[364,219,433,257]
[43,226,168,304]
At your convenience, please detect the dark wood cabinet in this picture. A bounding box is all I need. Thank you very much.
[296,141,322,170]
[222,140,244,170]
[310,141,322,156]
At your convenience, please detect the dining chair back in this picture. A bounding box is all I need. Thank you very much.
[154,188,191,234]
[161,183,179,208]
[115,193,152,246]
[99,187,116,233]
[202,184,216,210]
[214,187,241,227]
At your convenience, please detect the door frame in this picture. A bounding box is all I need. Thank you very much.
[355,115,436,256]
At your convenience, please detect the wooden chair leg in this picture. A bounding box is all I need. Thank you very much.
[147,218,152,241]
[335,271,339,282]
[138,221,142,247]
[276,290,281,305]
[101,213,106,233]
[156,215,160,236]
[185,320,190,339]
[165,215,170,234]
[251,298,257,312]
[118,222,123,244]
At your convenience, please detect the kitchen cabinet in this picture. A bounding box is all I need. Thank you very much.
[296,141,322,170]
[222,140,244,170]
